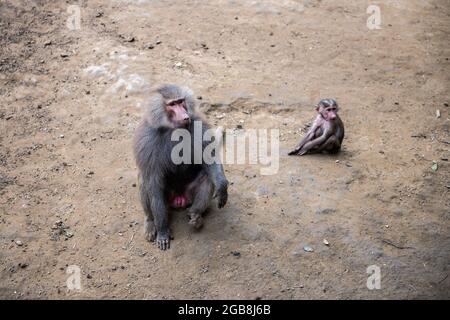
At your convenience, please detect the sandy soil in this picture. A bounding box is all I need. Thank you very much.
[0,0,449,299]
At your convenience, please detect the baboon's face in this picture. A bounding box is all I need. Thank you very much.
[165,98,190,128]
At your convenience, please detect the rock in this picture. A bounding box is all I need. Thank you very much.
[436,109,441,118]
[323,239,330,246]
[231,251,241,257]
[303,245,314,252]
[316,208,336,215]
[431,161,438,172]
[15,240,23,246]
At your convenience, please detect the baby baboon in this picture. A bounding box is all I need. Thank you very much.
[289,99,344,156]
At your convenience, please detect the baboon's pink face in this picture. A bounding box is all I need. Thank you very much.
[166,98,190,127]
[318,105,338,121]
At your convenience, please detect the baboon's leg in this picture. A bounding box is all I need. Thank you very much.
[186,173,214,229]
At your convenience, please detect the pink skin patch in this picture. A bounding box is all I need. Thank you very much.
[169,194,189,209]
[327,111,337,120]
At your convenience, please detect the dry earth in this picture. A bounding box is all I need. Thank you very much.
[0,0,449,299]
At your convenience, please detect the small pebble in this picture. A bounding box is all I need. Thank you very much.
[231,251,241,257]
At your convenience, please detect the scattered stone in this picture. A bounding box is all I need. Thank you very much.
[15,240,23,246]
[436,109,441,118]
[59,134,64,138]
[231,251,241,257]
[303,245,314,252]
[174,62,182,68]
[60,53,69,58]
[51,221,73,241]
[335,160,340,163]
[323,239,330,246]
[95,11,103,17]
[431,161,438,172]
[316,208,336,215]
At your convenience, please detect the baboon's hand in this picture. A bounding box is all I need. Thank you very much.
[215,180,228,209]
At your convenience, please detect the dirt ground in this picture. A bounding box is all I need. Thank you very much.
[0,0,449,299]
